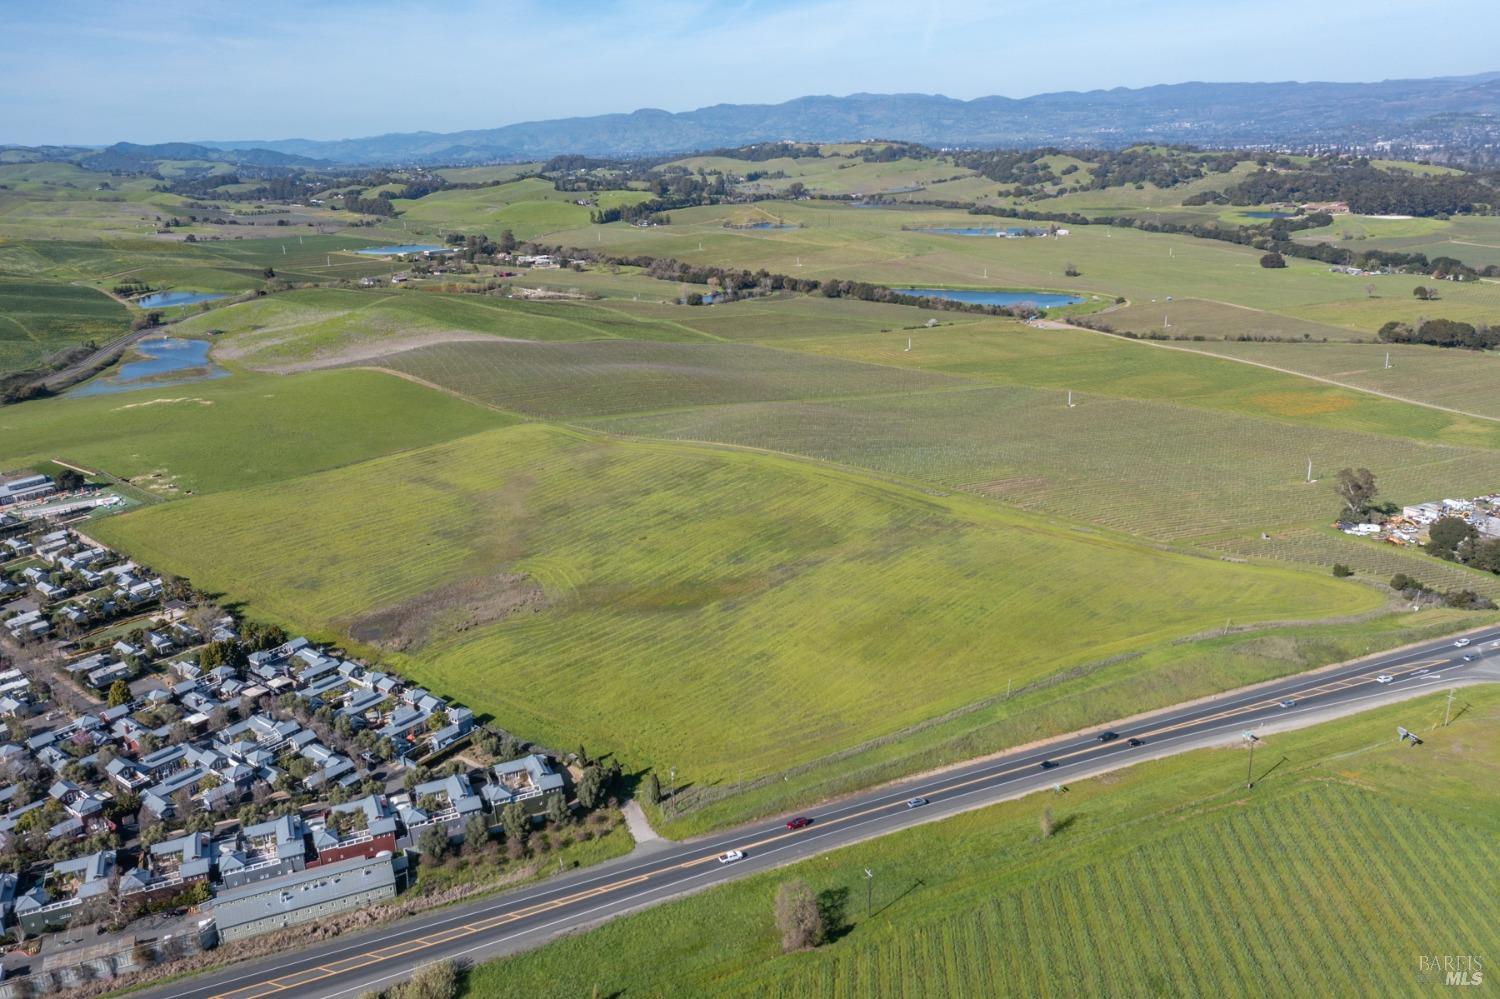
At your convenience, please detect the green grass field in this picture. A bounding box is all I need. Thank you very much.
[0,277,130,370]
[1098,296,1359,342]
[175,287,708,369]
[769,318,1500,448]
[464,687,1500,998]
[391,177,650,238]
[588,383,1500,543]
[1205,526,1500,600]
[1294,213,1500,270]
[1186,339,1500,421]
[538,201,1500,325]
[0,368,506,494]
[369,338,962,418]
[90,423,1378,800]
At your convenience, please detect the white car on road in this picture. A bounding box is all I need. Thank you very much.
[717,849,745,865]
[1376,675,1393,684]
[1454,638,1471,648]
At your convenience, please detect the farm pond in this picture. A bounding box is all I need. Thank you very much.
[355,244,451,255]
[135,291,227,308]
[70,337,228,397]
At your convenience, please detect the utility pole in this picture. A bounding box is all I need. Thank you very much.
[1243,732,1257,789]
[864,868,874,918]
[669,766,676,815]
[1445,688,1455,726]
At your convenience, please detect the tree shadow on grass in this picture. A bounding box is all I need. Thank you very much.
[818,886,851,943]
[1052,814,1078,836]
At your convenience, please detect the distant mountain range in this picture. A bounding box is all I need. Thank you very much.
[0,140,323,171]
[199,73,1500,165]
[9,74,1500,169]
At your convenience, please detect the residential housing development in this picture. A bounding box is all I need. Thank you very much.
[0,522,581,969]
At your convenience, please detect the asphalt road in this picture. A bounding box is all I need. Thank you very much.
[149,626,1500,999]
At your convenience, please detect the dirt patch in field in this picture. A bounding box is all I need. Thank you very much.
[252,331,532,374]
[348,572,548,651]
[113,396,214,410]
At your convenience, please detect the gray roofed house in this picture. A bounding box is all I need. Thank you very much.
[217,813,307,889]
[0,474,57,506]
[141,766,207,819]
[137,831,214,891]
[15,850,115,935]
[401,773,482,831]
[485,754,567,807]
[209,854,396,944]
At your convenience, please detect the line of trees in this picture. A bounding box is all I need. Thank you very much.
[1378,318,1500,350]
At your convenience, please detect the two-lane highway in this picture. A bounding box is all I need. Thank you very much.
[148,627,1500,999]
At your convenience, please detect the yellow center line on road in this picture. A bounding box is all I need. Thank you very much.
[420,925,476,946]
[216,983,287,999]
[208,651,1464,998]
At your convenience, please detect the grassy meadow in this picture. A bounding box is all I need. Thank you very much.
[536,200,1500,334]
[465,687,1500,997]
[5,149,1499,844]
[1187,338,1500,421]
[0,277,130,370]
[369,338,962,418]
[174,287,709,370]
[0,368,506,495]
[767,318,1500,448]
[588,381,1500,544]
[391,177,650,238]
[90,423,1380,806]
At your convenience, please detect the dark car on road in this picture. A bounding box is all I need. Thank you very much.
[1040,759,1059,770]
[1127,737,1145,747]
[785,816,813,830]
[1097,731,1119,742]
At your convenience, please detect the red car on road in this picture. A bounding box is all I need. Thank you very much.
[785,816,813,830]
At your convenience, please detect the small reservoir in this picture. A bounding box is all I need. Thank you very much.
[902,288,1085,308]
[355,244,451,255]
[70,337,228,397]
[135,291,227,308]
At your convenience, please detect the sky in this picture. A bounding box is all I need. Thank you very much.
[4,0,1498,146]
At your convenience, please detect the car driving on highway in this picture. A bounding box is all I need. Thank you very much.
[718,849,745,864]
[785,816,812,830]
[1454,638,1471,648]
[1040,759,1059,769]
[1278,699,1296,709]
[905,797,928,808]
[1376,675,1393,684]
[1096,731,1119,742]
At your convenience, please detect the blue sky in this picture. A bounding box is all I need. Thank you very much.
[4,0,1498,145]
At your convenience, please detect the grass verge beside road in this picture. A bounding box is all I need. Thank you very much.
[465,686,1500,997]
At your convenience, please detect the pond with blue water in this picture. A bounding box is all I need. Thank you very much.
[70,337,228,397]
[1243,211,1294,219]
[135,291,227,309]
[355,244,451,255]
[901,288,1085,308]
